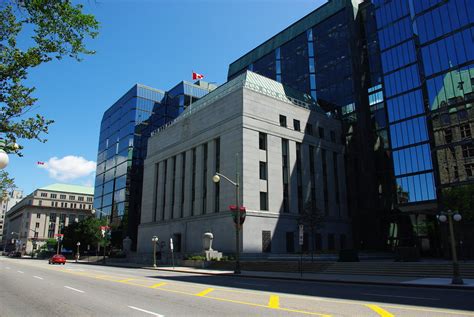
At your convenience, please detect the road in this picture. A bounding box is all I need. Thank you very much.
[0,257,473,317]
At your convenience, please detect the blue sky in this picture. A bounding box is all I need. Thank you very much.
[6,0,324,195]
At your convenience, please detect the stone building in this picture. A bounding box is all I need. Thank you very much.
[0,189,23,250]
[138,71,349,256]
[4,184,93,254]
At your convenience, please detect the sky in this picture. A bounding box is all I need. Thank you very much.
[6,0,324,195]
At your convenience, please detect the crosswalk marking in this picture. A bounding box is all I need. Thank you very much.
[366,304,394,317]
[196,288,214,297]
[149,282,167,289]
[268,295,280,309]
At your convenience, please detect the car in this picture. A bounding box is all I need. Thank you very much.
[48,254,66,265]
[8,251,22,258]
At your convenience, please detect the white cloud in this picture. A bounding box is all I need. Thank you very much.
[38,155,96,182]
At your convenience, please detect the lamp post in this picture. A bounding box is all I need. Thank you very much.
[76,242,81,262]
[212,153,242,274]
[437,210,463,285]
[11,232,19,252]
[92,209,110,264]
[152,236,159,268]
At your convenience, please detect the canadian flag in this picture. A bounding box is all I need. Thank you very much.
[37,161,45,165]
[192,72,204,80]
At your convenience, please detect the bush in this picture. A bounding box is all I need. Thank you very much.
[183,255,206,261]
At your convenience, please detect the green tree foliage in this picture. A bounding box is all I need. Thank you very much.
[442,184,474,221]
[0,170,16,200]
[62,216,106,251]
[0,0,99,155]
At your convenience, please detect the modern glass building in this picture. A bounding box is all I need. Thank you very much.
[228,0,474,253]
[94,81,215,249]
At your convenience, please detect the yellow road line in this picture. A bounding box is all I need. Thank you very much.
[196,288,214,297]
[268,295,280,308]
[366,304,394,317]
[149,282,167,289]
[205,295,330,317]
[118,278,135,283]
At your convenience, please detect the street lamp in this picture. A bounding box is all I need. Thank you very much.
[92,209,110,264]
[437,210,464,285]
[212,153,242,274]
[0,140,19,169]
[152,236,159,268]
[76,242,81,262]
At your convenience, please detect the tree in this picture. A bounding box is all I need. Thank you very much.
[0,170,16,200]
[298,200,325,261]
[442,184,474,222]
[62,216,106,252]
[1,0,99,156]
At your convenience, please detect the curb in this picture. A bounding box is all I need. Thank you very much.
[73,261,473,290]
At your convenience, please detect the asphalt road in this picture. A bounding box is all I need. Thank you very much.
[1,257,473,317]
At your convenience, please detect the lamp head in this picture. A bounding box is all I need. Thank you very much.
[0,149,9,169]
[438,214,447,223]
[212,174,220,183]
[453,213,462,222]
[91,209,96,215]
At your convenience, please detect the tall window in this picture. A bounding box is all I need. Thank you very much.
[309,145,316,205]
[333,152,340,209]
[259,132,267,150]
[319,127,325,139]
[260,192,268,211]
[293,119,301,131]
[171,156,176,218]
[322,149,328,216]
[162,160,167,220]
[202,143,208,214]
[191,148,196,216]
[214,138,220,213]
[259,162,267,180]
[281,139,289,213]
[279,115,287,127]
[153,162,159,222]
[296,143,303,214]
[306,123,313,136]
[181,152,186,218]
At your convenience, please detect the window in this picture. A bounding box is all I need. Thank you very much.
[445,128,453,143]
[38,200,42,206]
[35,223,39,228]
[293,119,300,131]
[36,213,41,218]
[279,115,287,127]
[286,232,294,253]
[40,193,47,197]
[60,195,66,199]
[69,195,75,200]
[466,164,474,177]
[306,123,313,136]
[259,132,267,150]
[462,144,474,158]
[460,124,471,139]
[328,234,335,250]
[330,131,336,142]
[260,192,268,211]
[259,162,267,180]
[50,194,57,199]
[319,127,325,139]
[78,196,84,201]
[262,231,271,253]
[87,197,93,202]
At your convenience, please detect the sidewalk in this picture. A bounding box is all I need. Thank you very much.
[79,260,474,290]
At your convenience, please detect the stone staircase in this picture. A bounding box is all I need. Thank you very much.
[209,261,474,278]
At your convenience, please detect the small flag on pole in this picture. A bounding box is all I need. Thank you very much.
[37,161,45,165]
[192,72,204,80]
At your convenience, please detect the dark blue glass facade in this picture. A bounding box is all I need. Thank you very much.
[228,0,474,251]
[94,82,214,249]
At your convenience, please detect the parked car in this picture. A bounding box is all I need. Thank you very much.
[8,251,22,258]
[48,254,66,265]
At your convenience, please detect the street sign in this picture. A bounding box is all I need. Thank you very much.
[299,225,304,246]
[170,238,174,251]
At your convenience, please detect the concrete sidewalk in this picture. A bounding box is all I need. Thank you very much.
[78,260,474,290]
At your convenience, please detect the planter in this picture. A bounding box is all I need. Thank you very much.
[182,259,212,268]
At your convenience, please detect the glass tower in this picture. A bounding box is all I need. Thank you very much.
[228,0,474,252]
[94,82,215,250]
